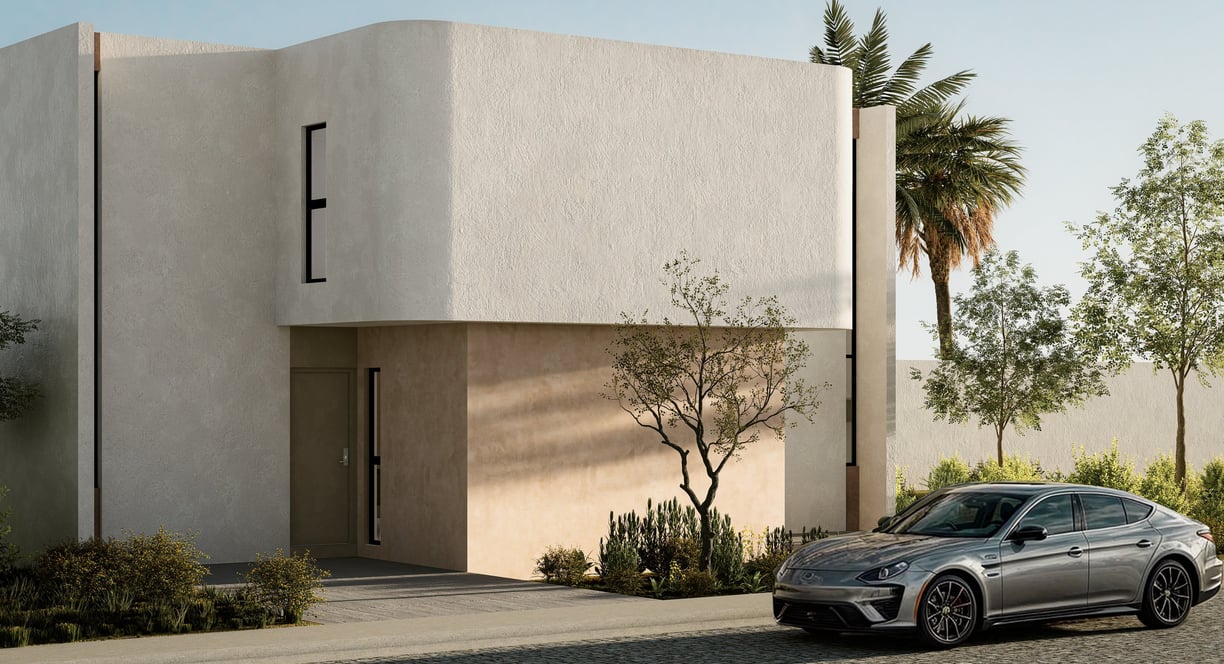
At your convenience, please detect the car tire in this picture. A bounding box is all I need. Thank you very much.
[917,574,978,648]
[1139,559,1194,629]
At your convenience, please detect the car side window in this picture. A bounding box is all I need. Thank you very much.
[1080,493,1128,530]
[1015,494,1074,536]
[1122,497,1153,523]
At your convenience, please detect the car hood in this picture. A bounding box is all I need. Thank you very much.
[786,532,970,571]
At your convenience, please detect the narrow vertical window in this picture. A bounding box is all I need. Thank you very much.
[368,368,382,544]
[305,123,327,282]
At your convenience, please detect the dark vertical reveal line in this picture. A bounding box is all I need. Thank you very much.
[847,114,858,468]
[93,33,102,540]
[368,368,380,545]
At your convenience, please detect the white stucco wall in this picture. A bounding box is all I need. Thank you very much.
[97,34,289,562]
[0,24,95,552]
[898,361,1224,484]
[274,21,853,330]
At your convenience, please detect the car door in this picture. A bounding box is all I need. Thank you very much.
[1080,493,1160,606]
[1000,493,1089,616]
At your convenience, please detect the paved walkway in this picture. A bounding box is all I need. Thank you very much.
[209,558,645,623]
[6,557,752,663]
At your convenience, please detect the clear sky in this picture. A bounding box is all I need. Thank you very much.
[6,0,1224,359]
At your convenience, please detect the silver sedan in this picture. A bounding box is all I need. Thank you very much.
[773,482,1222,647]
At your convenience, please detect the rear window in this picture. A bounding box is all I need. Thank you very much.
[1122,497,1154,523]
[1080,493,1127,530]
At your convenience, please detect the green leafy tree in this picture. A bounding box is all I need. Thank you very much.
[606,253,828,573]
[0,311,41,421]
[1071,115,1224,485]
[912,251,1108,465]
[811,1,1025,357]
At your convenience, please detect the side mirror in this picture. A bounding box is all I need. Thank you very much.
[1008,524,1048,543]
[873,515,894,532]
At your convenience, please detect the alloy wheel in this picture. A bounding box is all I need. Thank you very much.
[920,576,977,647]
[1145,561,1192,627]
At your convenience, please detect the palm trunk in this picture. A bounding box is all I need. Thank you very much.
[929,245,954,359]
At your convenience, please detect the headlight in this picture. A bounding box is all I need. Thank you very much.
[857,561,909,582]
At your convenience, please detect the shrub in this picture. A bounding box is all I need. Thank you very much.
[1066,441,1138,491]
[243,549,329,624]
[597,537,641,595]
[969,455,1044,483]
[0,487,16,575]
[122,528,209,604]
[534,546,592,586]
[1193,458,1224,537]
[604,498,741,581]
[926,455,971,490]
[1138,455,1197,514]
[676,569,720,598]
[0,625,30,648]
[895,468,919,513]
[35,528,207,608]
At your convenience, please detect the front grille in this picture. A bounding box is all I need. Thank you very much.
[870,595,902,621]
[774,599,871,630]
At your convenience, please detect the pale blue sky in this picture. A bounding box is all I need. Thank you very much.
[6,1,1224,359]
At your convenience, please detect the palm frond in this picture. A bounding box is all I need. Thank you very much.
[812,0,857,67]
[854,9,892,106]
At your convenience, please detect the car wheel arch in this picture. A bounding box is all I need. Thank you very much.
[925,567,987,630]
[1149,553,1199,605]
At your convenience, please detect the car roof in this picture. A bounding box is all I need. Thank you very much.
[942,482,1140,499]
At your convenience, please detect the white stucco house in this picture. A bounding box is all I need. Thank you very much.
[0,21,895,578]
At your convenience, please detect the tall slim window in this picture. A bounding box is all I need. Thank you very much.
[368,368,382,545]
[305,123,327,282]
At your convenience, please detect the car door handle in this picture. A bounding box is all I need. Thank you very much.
[1068,547,1083,558]
[1137,539,1153,548]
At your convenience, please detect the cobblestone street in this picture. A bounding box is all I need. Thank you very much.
[336,596,1224,664]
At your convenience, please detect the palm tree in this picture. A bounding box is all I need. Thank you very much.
[811,0,1026,357]
[897,103,1026,357]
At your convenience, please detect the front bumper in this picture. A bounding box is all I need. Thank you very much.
[773,569,918,631]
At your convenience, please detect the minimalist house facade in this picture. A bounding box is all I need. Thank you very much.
[0,21,895,578]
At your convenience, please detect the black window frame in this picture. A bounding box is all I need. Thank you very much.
[305,123,327,283]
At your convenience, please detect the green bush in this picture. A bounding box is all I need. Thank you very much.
[35,528,207,608]
[1066,441,1138,491]
[1138,455,1197,514]
[676,569,720,598]
[0,487,16,575]
[0,625,30,648]
[534,546,592,586]
[604,498,743,582]
[710,524,745,585]
[895,468,919,513]
[597,537,641,595]
[243,549,329,624]
[925,455,971,490]
[1193,458,1224,537]
[969,455,1044,483]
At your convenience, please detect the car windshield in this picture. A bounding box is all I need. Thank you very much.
[884,491,1029,538]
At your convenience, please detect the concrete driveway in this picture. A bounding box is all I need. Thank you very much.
[208,557,647,623]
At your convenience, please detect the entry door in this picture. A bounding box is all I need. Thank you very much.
[290,369,355,555]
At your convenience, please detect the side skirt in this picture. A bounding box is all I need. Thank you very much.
[984,604,1140,630]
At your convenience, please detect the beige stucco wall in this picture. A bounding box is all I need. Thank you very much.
[785,330,851,531]
[0,23,95,552]
[852,107,897,528]
[898,360,1224,484]
[356,326,468,570]
[97,33,289,563]
[464,323,789,579]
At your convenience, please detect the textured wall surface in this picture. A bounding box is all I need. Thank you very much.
[0,24,94,552]
[356,325,468,570]
[274,21,853,330]
[98,33,289,563]
[898,361,1224,483]
[852,107,897,528]
[785,330,850,531]
[464,323,788,579]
